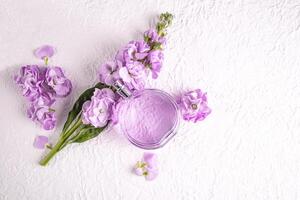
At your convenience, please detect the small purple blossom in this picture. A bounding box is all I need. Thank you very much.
[116,40,150,64]
[118,61,146,90]
[34,45,55,60]
[33,135,49,149]
[98,61,120,85]
[14,65,44,101]
[81,88,115,127]
[144,29,166,46]
[177,89,211,122]
[45,67,72,97]
[114,41,150,90]
[133,152,158,181]
[144,168,159,181]
[15,57,72,130]
[146,50,164,79]
[27,104,56,130]
[34,91,55,107]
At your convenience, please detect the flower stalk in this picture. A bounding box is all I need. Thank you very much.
[39,117,82,166]
[37,13,176,166]
[39,82,112,166]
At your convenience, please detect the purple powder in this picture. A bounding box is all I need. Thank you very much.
[118,89,178,146]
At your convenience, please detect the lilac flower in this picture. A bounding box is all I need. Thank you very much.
[14,65,44,101]
[146,50,164,79]
[27,104,56,130]
[33,135,49,149]
[133,152,159,181]
[45,67,72,97]
[34,91,55,107]
[114,41,150,90]
[34,45,55,60]
[133,164,144,176]
[144,29,166,46]
[177,89,211,122]
[118,61,146,90]
[81,88,115,127]
[98,61,120,85]
[144,168,159,181]
[116,40,150,64]
[15,64,72,130]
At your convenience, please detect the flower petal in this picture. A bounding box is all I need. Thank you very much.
[34,45,55,59]
[119,67,132,83]
[143,152,158,169]
[133,166,144,176]
[81,88,115,127]
[33,135,49,149]
[144,168,159,181]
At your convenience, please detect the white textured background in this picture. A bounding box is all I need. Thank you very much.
[1,0,300,199]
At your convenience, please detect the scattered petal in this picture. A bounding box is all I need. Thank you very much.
[144,168,159,181]
[142,152,158,169]
[33,135,49,149]
[133,162,144,176]
[134,152,159,181]
[34,45,55,60]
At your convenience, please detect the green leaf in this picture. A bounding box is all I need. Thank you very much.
[71,123,109,143]
[62,82,109,133]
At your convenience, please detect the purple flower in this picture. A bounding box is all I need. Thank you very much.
[35,91,55,106]
[144,29,166,46]
[118,61,146,90]
[110,99,124,125]
[33,135,49,149]
[177,89,211,122]
[27,104,56,130]
[143,152,158,168]
[81,88,115,127]
[98,61,120,85]
[15,46,73,131]
[116,40,150,64]
[114,41,150,90]
[147,50,164,79]
[34,45,55,60]
[133,152,158,181]
[14,65,44,101]
[144,168,159,181]
[45,67,72,97]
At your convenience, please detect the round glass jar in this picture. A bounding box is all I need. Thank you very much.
[116,88,180,149]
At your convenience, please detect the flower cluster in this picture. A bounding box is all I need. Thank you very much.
[177,89,211,122]
[15,46,72,130]
[133,152,159,181]
[98,13,173,91]
[37,13,212,169]
[82,88,115,127]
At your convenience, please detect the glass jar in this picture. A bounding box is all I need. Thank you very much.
[114,81,180,149]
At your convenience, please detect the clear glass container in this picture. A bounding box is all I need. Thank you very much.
[114,81,180,149]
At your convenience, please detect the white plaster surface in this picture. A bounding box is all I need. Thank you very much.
[1,0,300,199]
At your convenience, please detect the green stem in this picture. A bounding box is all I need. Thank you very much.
[39,118,82,166]
[44,57,49,66]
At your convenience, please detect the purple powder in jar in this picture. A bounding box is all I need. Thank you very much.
[118,89,179,148]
